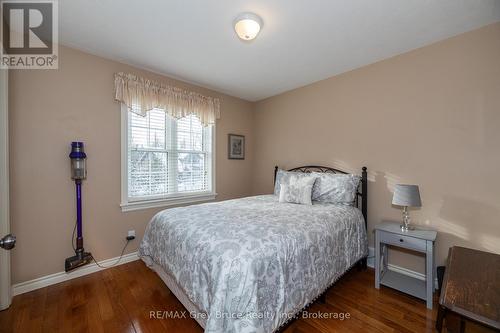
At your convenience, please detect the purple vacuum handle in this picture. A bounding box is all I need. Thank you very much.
[76,180,83,251]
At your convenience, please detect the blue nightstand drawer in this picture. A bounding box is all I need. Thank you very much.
[379,231,427,252]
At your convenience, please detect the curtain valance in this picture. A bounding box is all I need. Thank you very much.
[114,72,220,126]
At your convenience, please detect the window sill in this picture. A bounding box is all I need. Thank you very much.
[120,192,217,212]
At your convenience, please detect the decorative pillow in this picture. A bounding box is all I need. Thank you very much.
[274,169,317,196]
[311,172,361,205]
[278,174,317,205]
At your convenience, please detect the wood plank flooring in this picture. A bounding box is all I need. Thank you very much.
[0,260,494,332]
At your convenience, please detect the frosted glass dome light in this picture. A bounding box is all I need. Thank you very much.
[234,13,263,41]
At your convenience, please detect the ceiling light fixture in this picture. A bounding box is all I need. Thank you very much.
[234,13,263,41]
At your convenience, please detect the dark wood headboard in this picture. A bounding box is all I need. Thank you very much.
[274,165,368,232]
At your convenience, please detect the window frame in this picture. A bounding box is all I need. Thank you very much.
[120,104,217,212]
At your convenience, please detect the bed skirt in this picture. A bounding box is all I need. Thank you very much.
[147,258,207,329]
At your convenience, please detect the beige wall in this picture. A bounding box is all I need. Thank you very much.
[9,46,254,284]
[252,23,500,272]
[9,23,500,284]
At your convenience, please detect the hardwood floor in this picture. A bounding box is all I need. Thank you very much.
[0,260,493,333]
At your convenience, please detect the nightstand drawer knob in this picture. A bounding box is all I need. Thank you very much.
[400,239,404,242]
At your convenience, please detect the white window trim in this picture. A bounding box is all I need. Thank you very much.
[120,104,217,212]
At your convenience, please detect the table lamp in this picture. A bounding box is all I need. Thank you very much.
[392,184,421,231]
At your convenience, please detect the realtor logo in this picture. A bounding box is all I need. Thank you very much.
[1,0,58,69]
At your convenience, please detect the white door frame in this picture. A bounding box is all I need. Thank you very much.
[0,68,11,310]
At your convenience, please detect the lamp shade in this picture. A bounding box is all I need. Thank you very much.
[392,184,421,207]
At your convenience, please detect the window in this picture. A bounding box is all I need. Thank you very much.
[121,105,215,211]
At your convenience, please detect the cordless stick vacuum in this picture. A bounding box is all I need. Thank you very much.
[65,142,93,272]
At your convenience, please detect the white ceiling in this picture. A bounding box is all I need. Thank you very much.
[59,0,500,101]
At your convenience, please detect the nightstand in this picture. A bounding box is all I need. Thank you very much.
[374,221,437,309]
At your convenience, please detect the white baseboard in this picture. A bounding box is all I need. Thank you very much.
[12,251,139,296]
[367,247,439,289]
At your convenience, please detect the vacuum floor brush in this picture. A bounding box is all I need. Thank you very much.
[65,142,93,272]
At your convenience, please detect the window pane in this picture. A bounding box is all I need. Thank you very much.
[130,111,147,127]
[129,150,167,197]
[177,115,203,151]
[150,152,168,195]
[177,152,206,192]
[130,125,148,148]
[129,108,166,149]
[149,110,165,130]
[149,129,165,148]
[129,150,149,197]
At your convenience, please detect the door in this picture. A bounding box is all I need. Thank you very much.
[0,68,13,310]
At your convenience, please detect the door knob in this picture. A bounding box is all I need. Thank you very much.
[0,234,16,250]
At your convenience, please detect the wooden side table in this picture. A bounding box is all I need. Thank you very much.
[437,246,500,332]
[374,221,437,309]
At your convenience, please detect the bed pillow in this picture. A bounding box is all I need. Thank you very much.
[311,172,361,205]
[274,169,316,196]
[278,174,317,205]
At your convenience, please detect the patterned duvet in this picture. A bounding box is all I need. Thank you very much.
[139,195,367,333]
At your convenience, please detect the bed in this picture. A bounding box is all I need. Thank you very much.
[139,165,368,333]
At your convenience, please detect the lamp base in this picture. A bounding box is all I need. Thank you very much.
[400,206,415,231]
[400,224,415,231]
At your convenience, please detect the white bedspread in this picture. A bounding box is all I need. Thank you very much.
[139,195,367,333]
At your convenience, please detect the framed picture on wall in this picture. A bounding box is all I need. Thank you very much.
[228,134,245,160]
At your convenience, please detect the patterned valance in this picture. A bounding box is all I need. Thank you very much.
[114,72,220,126]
